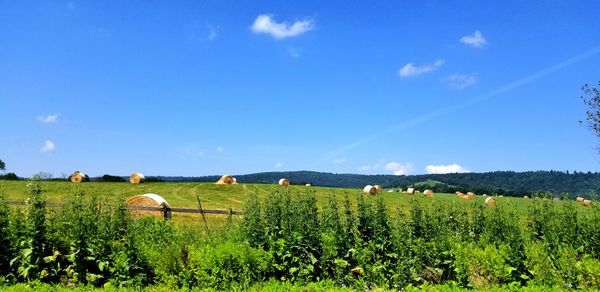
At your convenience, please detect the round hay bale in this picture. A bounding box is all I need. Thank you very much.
[583,199,593,206]
[216,175,235,185]
[130,172,145,184]
[125,193,171,219]
[523,196,529,199]
[485,197,496,207]
[374,185,383,192]
[576,196,585,202]
[461,194,474,201]
[499,195,504,198]
[482,194,488,197]
[232,177,238,184]
[278,178,289,186]
[363,185,377,195]
[467,192,476,197]
[406,187,415,194]
[305,183,311,187]
[456,192,465,198]
[424,189,434,197]
[70,171,88,183]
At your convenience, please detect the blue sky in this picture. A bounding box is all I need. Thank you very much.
[1,1,600,177]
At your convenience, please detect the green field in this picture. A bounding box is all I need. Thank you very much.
[1,179,600,290]
[0,180,543,216]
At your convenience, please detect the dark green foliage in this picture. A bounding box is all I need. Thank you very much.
[94,175,126,182]
[0,173,19,181]
[0,191,12,275]
[581,81,600,139]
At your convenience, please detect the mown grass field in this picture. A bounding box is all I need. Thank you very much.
[0,180,537,208]
[0,180,569,222]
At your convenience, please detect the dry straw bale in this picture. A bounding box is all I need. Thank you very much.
[305,183,311,187]
[415,190,421,194]
[461,194,475,201]
[406,188,415,194]
[424,189,434,197]
[125,193,172,219]
[278,178,290,186]
[524,196,529,199]
[482,194,488,197]
[129,172,145,184]
[216,175,236,185]
[70,171,88,183]
[583,199,593,206]
[467,192,476,197]
[363,185,377,195]
[485,197,496,207]
[374,185,383,192]
[456,192,464,198]
[576,196,585,202]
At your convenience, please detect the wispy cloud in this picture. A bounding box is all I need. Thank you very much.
[288,47,301,58]
[217,146,224,153]
[37,114,59,124]
[398,59,444,77]
[40,140,55,153]
[385,162,413,175]
[328,45,600,158]
[460,30,487,48]
[274,162,284,168]
[251,14,314,39]
[333,158,346,164]
[207,25,218,41]
[445,73,478,89]
[425,164,469,174]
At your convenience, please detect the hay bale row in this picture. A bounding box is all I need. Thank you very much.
[576,196,593,207]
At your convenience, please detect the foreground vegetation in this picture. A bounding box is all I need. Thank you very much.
[1,178,600,290]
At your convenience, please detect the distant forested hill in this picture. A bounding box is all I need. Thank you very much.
[150,170,600,198]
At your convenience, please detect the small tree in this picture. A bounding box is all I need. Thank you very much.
[581,81,600,144]
[0,159,5,172]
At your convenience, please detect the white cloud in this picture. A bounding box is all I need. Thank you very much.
[40,140,55,153]
[384,162,413,175]
[37,114,59,124]
[333,158,346,164]
[274,162,283,168]
[425,164,470,174]
[445,73,478,89]
[398,59,444,77]
[207,25,218,41]
[251,14,314,39]
[460,30,487,48]
[217,146,224,153]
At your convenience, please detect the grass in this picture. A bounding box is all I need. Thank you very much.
[0,180,585,224]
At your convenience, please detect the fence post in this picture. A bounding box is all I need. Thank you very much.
[162,203,172,220]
